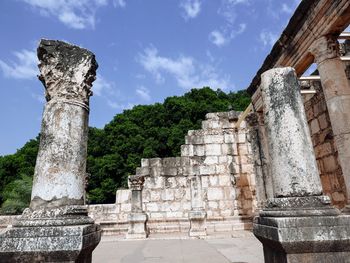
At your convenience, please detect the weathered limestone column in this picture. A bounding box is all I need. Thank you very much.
[188,175,207,237]
[253,67,350,263]
[0,39,101,262]
[127,175,148,239]
[310,35,350,208]
[246,113,267,211]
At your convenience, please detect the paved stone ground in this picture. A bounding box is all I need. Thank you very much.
[92,231,263,263]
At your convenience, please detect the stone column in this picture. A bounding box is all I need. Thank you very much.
[245,113,267,211]
[0,39,101,262]
[309,35,350,208]
[127,175,148,239]
[253,67,350,263]
[188,175,207,237]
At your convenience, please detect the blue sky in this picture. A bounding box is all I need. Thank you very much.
[0,0,301,155]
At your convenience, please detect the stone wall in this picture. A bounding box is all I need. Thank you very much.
[88,111,256,235]
[303,80,347,207]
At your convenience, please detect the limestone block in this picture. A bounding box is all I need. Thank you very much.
[310,119,320,135]
[146,203,159,212]
[194,145,205,156]
[141,158,150,167]
[238,132,246,143]
[177,177,188,187]
[318,113,329,130]
[320,175,331,192]
[136,167,150,176]
[150,158,162,167]
[215,164,227,174]
[162,167,178,176]
[201,176,209,188]
[218,156,228,163]
[204,156,218,165]
[332,192,346,202]
[241,164,254,174]
[220,209,233,217]
[165,177,178,188]
[237,144,248,155]
[224,134,235,143]
[305,107,314,122]
[182,202,191,211]
[323,155,338,172]
[181,145,193,156]
[205,144,222,156]
[120,203,132,212]
[207,188,224,200]
[185,189,191,201]
[149,212,165,219]
[199,165,216,175]
[208,201,219,209]
[313,100,327,117]
[161,189,175,201]
[174,188,186,200]
[166,211,184,218]
[219,175,231,186]
[209,175,219,186]
[224,187,236,200]
[149,167,162,177]
[180,157,191,166]
[315,142,333,158]
[202,120,221,129]
[150,191,161,202]
[142,189,151,202]
[162,157,181,167]
[116,189,131,204]
[204,135,224,144]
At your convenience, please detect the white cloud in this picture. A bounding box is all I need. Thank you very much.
[107,100,134,110]
[209,23,246,47]
[0,49,38,79]
[259,30,278,47]
[137,46,233,90]
[209,31,227,47]
[136,86,151,101]
[113,0,126,8]
[281,3,293,14]
[21,0,123,29]
[93,74,116,96]
[180,0,201,19]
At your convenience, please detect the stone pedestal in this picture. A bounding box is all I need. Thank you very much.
[188,210,207,237]
[189,175,207,237]
[0,40,101,262]
[127,175,148,239]
[254,67,350,263]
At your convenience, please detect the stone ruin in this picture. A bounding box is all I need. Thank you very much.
[0,40,101,262]
[88,111,256,237]
[1,0,350,262]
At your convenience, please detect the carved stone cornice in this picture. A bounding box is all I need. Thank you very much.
[129,175,145,191]
[309,35,340,64]
[37,39,98,107]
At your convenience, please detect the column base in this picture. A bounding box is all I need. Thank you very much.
[126,212,148,239]
[254,196,350,263]
[0,206,101,263]
[189,210,207,237]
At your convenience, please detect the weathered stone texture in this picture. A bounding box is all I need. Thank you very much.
[303,80,347,207]
[87,111,256,236]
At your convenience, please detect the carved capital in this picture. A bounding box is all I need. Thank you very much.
[129,175,145,191]
[37,39,98,107]
[309,35,340,64]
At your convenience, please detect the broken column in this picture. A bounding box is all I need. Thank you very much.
[188,175,207,237]
[0,39,101,262]
[253,67,350,263]
[127,175,148,239]
[310,35,350,209]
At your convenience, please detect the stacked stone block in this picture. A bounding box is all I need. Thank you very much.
[303,80,347,207]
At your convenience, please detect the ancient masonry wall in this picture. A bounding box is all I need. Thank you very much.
[88,111,256,235]
[303,80,347,207]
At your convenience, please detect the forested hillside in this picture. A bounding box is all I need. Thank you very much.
[0,87,250,214]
